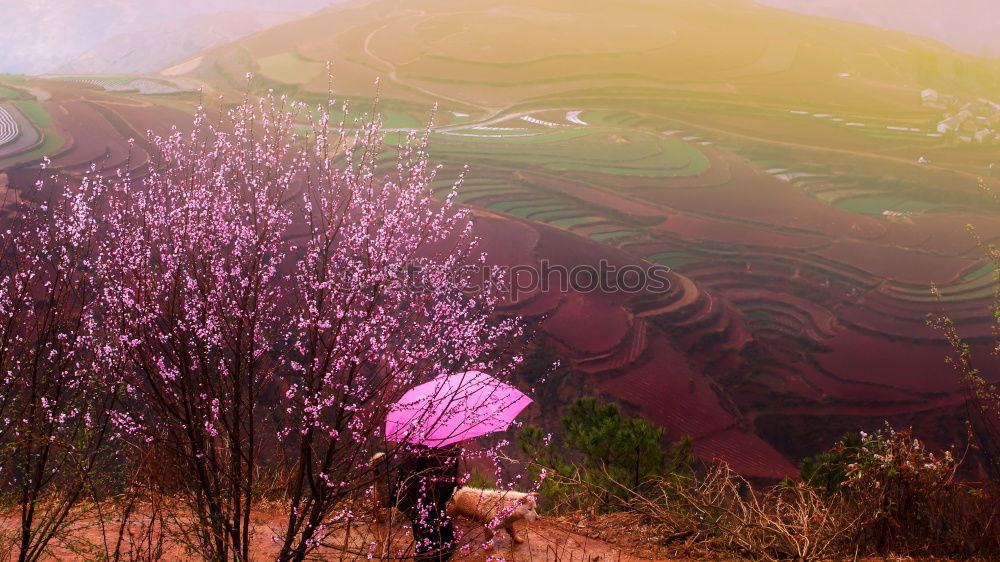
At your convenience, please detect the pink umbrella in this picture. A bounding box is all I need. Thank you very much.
[386,370,532,448]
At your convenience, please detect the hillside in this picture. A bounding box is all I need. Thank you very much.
[55,11,314,75]
[0,0,335,74]
[180,0,1000,110]
[758,0,1000,57]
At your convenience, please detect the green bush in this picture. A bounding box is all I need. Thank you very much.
[798,432,863,492]
[520,397,693,512]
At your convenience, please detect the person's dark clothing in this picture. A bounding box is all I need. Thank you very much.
[384,445,460,561]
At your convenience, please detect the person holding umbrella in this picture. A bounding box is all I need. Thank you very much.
[380,370,533,559]
[374,444,461,561]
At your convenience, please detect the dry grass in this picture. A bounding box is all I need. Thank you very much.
[525,427,1000,561]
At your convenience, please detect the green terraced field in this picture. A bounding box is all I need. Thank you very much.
[648,252,702,269]
[295,113,425,134]
[443,128,542,137]
[85,75,136,84]
[529,209,586,221]
[505,203,568,218]
[454,188,519,203]
[15,100,52,127]
[961,262,995,282]
[431,128,709,177]
[549,216,605,229]
[258,52,323,85]
[887,262,996,303]
[832,196,939,215]
[379,112,423,130]
[0,132,65,167]
[487,198,562,213]
[746,309,773,322]
[589,230,641,241]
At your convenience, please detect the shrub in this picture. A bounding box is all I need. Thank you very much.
[520,397,693,513]
[929,218,1000,479]
[657,464,860,561]
[562,397,670,491]
[834,426,998,555]
[798,432,863,492]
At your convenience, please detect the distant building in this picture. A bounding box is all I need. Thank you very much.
[937,116,962,133]
[920,88,998,139]
[921,88,951,109]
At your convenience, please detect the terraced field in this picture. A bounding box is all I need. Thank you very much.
[436,126,708,178]
[14,100,51,127]
[405,99,1000,469]
[0,79,194,173]
[258,52,323,85]
[0,101,43,163]
[0,106,17,146]
[65,76,193,95]
[5,70,999,476]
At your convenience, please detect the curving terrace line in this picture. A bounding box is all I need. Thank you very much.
[0,103,42,162]
[0,106,18,147]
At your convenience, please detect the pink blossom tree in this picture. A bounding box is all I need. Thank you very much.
[0,172,123,562]
[95,91,525,560]
[276,101,524,560]
[95,97,299,559]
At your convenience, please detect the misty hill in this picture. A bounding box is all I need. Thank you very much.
[757,0,1000,57]
[179,0,1000,111]
[0,0,336,75]
[56,11,313,75]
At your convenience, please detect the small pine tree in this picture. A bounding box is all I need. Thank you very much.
[563,397,667,490]
[520,397,693,511]
[799,432,863,492]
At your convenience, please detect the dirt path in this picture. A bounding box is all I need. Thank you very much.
[453,519,659,561]
[1,509,664,561]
